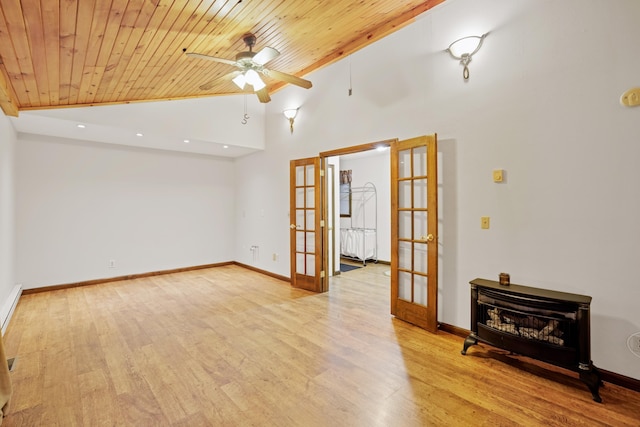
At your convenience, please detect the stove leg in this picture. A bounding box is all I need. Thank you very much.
[579,366,602,403]
[461,335,478,355]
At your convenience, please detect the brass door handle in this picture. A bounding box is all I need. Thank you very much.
[290,224,297,229]
[421,234,435,242]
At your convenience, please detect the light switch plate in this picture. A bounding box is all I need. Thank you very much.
[493,169,504,182]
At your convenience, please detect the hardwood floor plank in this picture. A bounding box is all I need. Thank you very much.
[78,369,117,426]
[2,264,639,426]
[116,391,170,425]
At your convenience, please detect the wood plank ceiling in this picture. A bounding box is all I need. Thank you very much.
[0,0,445,117]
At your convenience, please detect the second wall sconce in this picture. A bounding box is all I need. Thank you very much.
[447,33,488,80]
[620,87,640,107]
[283,108,299,134]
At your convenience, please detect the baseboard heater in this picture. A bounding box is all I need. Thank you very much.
[1,284,22,335]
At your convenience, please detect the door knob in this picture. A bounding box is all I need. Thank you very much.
[422,234,434,242]
[290,224,297,229]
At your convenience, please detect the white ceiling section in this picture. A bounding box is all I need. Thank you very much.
[10,95,266,158]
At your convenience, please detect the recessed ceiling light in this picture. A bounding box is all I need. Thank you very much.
[223,145,229,149]
[183,139,190,143]
[136,133,143,137]
[77,124,86,128]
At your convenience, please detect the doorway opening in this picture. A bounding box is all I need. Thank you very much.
[321,140,394,279]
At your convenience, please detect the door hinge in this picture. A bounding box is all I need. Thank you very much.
[320,270,325,278]
[320,220,325,227]
[320,169,325,177]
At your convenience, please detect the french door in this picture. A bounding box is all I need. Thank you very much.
[390,135,438,332]
[289,157,326,292]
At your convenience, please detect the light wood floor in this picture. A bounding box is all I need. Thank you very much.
[3,264,639,426]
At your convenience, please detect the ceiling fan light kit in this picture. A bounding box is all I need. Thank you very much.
[245,69,266,91]
[446,33,488,80]
[185,33,312,103]
[232,74,247,90]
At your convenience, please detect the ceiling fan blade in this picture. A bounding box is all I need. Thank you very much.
[252,47,280,65]
[185,52,238,67]
[255,87,271,103]
[199,70,242,91]
[263,69,312,89]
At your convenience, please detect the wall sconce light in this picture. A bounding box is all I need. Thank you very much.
[446,33,487,80]
[283,108,299,134]
[620,87,640,107]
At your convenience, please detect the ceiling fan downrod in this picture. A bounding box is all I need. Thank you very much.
[243,34,257,52]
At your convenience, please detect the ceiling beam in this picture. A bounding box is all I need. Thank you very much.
[0,66,19,116]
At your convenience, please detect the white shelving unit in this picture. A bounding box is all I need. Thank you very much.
[340,182,377,265]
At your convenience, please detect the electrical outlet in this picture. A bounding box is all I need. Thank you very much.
[108,259,116,268]
[627,332,640,358]
[272,253,278,261]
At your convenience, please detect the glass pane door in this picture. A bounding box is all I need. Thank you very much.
[390,135,438,332]
[290,157,323,292]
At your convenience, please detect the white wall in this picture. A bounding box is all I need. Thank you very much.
[15,134,236,289]
[235,0,640,380]
[233,141,292,272]
[0,114,17,330]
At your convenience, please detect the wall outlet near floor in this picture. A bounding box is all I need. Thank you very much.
[108,259,116,268]
[272,253,278,261]
[627,332,640,358]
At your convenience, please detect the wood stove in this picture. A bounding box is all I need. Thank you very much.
[461,278,602,402]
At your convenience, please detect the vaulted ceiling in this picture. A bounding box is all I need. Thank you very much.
[0,0,446,117]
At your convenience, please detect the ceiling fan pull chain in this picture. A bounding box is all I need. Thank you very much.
[241,95,250,124]
[348,55,353,96]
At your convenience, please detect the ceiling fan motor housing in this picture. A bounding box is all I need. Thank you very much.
[236,51,257,65]
[236,33,258,66]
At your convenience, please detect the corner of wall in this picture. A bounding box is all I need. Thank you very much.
[0,113,17,334]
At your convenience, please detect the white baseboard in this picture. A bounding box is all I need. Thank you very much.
[1,284,22,335]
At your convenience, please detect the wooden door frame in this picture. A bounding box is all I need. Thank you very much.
[319,139,396,286]
[327,164,338,276]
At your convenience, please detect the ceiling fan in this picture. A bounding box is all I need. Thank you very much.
[184,34,312,103]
